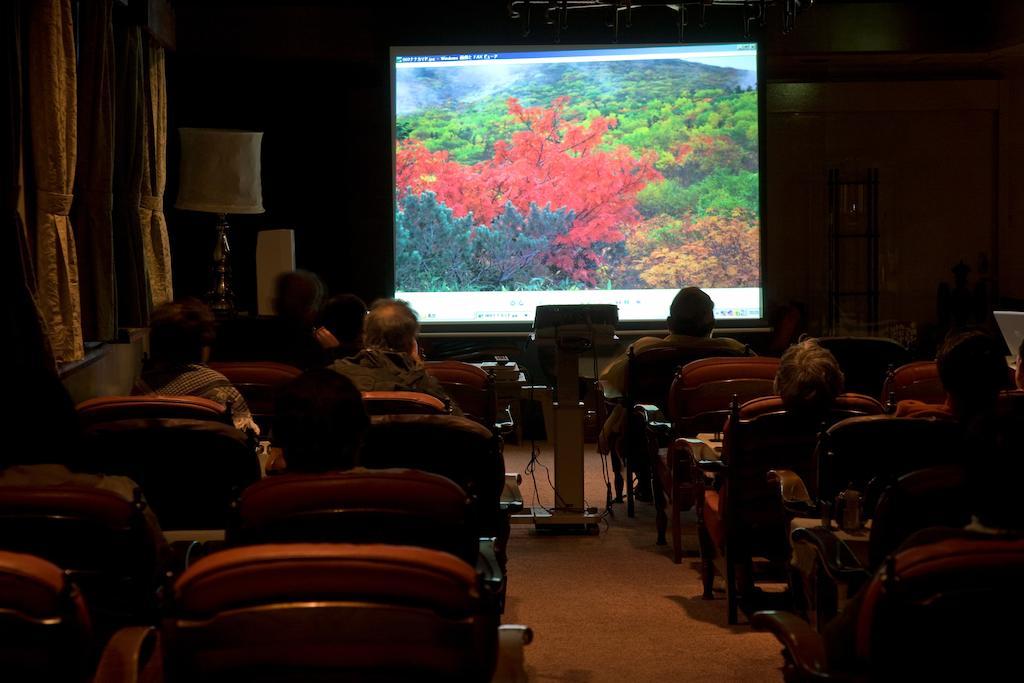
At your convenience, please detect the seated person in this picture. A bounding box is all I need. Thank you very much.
[774,339,845,417]
[0,369,168,561]
[315,293,366,360]
[598,287,747,497]
[1016,337,1023,390]
[265,270,331,370]
[896,330,1008,421]
[821,414,1024,671]
[331,299,461,413]
[134,299,258,434]
[272,369,369,473]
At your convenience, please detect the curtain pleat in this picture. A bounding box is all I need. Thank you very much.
[3,0,56,374]
[112,20,150,327]
[71,0,116,340]
[140,39,173,306]
[27,0,83,362]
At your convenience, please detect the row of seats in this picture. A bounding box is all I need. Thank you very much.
[615,341,1022,627]
[208,359,513,436]
[621,349,1017,562]
[0,362,530,681]
[0,544,531,682]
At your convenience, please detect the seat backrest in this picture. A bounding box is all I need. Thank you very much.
[867,465,972,569]
[668,357,780,435]
[77,395,230,426]
[882,361,944,407]
[362,390,449,416]
[425,361,497,429]
[169,544,496,681]
[855,535,1024,679]
[816,415,966,511]
[0,485,162,636]
[627,344,750,408]
[0,550,93,681]
[813,336,911,398]
[232,469,477,563]
[77,419,259,530]
[207,361,303,431]
[998,389,1024,419]
[722,394,884,545]
[362,415,504,538]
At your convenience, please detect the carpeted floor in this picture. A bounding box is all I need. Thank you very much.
[502,443,785,682]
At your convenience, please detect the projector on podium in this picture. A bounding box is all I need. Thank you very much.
[519,305,618,529]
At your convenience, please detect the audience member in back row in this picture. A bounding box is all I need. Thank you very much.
[315,293,367,360]
[264,270,331,370]
[821,415,1024,670]
[896,330,1009,421]
[331,299,461,414]
[134,299,258,434]
[272,369,369,473]
[598,287,747,497]
[0,369,169,561]
[1017,337,1023,390]
[773,339,846,416]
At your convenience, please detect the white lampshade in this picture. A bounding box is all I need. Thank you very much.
[176,128,265,215]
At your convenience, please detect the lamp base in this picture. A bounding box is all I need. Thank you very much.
[206,213,236,318]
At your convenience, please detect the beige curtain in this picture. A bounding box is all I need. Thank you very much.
[4,0,56,374]
[28,0,82,361]
[140,39,173,306]
[72,0,117,341]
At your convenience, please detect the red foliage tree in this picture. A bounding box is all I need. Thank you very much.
[396,97,661,283]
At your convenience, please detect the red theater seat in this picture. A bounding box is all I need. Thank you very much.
[614,343,752,516]
[76,412,258,531]
[426,360,510,433]
[696,393,884,624]
[362,390,449,415]
[754,535,1024,680]
[0,550,94,681]
[0,484,164,638]
[643,356,780,562]
[77,395,230,425]
[168,544,498,681]
[231,468,477,563]
[208,361,303,433]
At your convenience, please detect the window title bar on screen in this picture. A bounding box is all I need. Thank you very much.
[394,44,757,68]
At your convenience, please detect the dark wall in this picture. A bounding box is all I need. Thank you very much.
[167,0,1021,341]
[167,1,799,312]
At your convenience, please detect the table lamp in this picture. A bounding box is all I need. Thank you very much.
[176,127,264,317]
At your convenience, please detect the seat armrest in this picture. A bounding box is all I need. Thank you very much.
[750,611,834,681]
[768,469,817,517]
[634,403,670,430]
[790,526,871,587]
[697,459,727,474]
[493,625,533,683]
[94,626,162,683]
[477,537,506,596]
[500,472,524,513]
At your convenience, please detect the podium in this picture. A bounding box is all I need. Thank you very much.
[515,304,617,529]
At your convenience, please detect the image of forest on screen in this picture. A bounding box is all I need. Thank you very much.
[394,53,760,292]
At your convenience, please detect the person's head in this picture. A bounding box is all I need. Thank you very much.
[936,331,1008,418]
[774,340,845,414]
[148,298,216,366]
[668,287,715,337]
[273,270,325,326]
[364,299,419,355]
[319,294,367,348]
[273,369,369,473]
